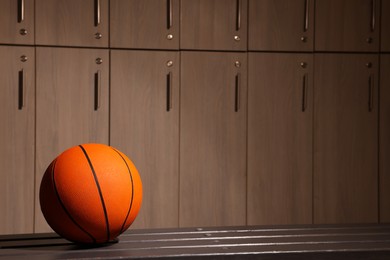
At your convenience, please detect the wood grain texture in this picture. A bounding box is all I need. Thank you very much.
[35,0,108,47]
[0,46,35,234]
[248,0,314,51]
[382,0,390,52]
[180,51,247,227]
[0,0,34,44]
[380,55,390,222]
[315,0,380,52]
[248,53,313,225]
[314,54,379,224]
[110,50,180,229]
[35,47,109,232]
[180,0,248,51]
[110,0,179,49]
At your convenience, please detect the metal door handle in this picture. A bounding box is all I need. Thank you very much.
[371,0,375,32]
[368,75,374,112]
[235,73,241,112]
[94,71,101,111]
[302,73,308,112]
[304,0,309,32]
[236,0,241,31]
[95,0,100,26]
[18,0,24,23]
[167,72,172,111]
[167,0,173,29]
[18,70,24,110]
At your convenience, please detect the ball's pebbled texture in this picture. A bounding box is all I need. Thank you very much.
[39,143,142,244]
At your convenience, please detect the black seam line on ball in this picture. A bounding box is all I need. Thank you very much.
[111,148,134,234]
[51,158,97,243]
[79,145,110,242]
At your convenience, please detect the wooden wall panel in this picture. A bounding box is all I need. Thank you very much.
[35,47,109,232]
[380,55,390,222]
[248,53,313,225]
[0,46,35,234]
[314,54,378,223]
[110,50,180,228]
[180,51,247,227]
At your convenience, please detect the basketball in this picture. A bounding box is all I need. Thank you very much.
[39,143,142,244]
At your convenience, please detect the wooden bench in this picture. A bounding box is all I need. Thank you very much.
[1,224,390,259]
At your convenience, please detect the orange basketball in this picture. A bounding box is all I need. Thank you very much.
[39,143,142,244]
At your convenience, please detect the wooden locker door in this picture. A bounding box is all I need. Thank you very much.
[0,46,35,234]
[382,0,390,51]
[180,51,247,227]
[180,0,248,50]
[315,0,380,52]
[248,0,314,51]
[248,53,313,225]
[380,55,390,222]
[314,54,378,223]
[110,0,179,49]
[0,0,34,44]
[35,0,108,47]
[35,47,109,232]
[110,50,180,228]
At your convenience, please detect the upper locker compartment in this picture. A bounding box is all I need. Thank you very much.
[35,0,109,47]
[110,0,180,50]
[315,0,380,52]
[248,0,314,51]
[180,0,248,51]
[0,0,35,45]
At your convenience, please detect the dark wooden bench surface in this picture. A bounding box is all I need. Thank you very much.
[1,224,390,259]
